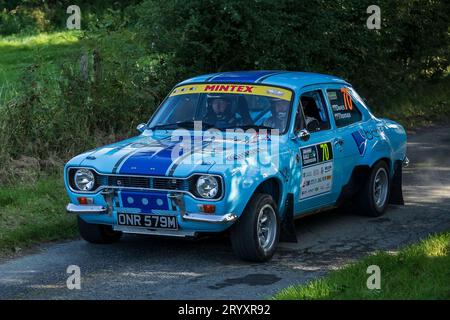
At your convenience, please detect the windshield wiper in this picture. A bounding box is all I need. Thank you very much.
[149,121,215,131]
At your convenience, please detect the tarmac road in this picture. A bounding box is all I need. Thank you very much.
[0,125,449,299]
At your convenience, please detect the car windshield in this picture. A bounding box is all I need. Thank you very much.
[147,83,293,133]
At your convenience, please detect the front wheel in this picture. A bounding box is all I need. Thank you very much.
[77,216,122,244]
[353,161,391,217]
[230,193,280,262]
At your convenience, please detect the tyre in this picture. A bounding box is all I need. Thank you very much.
[230,193,280,262]
[353,161,390,217]
[77,216,122,244]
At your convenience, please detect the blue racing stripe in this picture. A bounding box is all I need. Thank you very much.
[209,71,280,83]
[205,73,222,82]
[118,145,178,176]
[256,71,286,83]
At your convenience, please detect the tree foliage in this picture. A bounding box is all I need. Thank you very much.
[136,0,450,101]
[0,0,449,174]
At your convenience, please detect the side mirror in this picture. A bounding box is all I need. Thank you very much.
[136,123,147,133]
[297,129,310,142]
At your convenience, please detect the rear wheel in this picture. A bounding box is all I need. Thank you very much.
[353,161,390,217]
[77,216,122,244]
[230,193,280,262]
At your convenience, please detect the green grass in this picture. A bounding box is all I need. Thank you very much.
[0,176,77,256]
[274,232,450,300]
[0,31,82,104]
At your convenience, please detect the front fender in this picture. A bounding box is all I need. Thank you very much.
[208,163,286,219]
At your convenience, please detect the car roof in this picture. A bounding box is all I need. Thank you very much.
[177,70,350,90]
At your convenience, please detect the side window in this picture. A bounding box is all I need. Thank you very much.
[327,88,362,127]
[295,90,331,133]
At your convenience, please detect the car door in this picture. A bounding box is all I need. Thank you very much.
[323,85,366,190]
[291,87,345,215]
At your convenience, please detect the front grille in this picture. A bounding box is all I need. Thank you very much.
[68,168,221,199]
[152,178,189,191]
[101,174,189,191]
[107,176,150,188]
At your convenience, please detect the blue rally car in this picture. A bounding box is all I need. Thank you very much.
[65,71,408,262]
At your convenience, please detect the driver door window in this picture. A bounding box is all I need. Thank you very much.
[294,90,331,133]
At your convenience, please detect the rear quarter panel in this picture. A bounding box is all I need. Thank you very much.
[361,118,407,174]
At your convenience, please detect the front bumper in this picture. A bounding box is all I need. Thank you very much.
[66,193,237,224]
[66,203,107,214]
[167,193,237,223]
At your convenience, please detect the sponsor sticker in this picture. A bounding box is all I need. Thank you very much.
[327,91,338,101]
[300,142,334,200]
[170,84,292,101]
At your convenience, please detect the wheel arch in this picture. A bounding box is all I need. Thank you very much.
[254,177,284,213]
[376,157,392,174]
[336,157,392,206]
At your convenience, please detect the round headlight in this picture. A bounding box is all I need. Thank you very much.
[196,175,219,199]
[74,169,95,191]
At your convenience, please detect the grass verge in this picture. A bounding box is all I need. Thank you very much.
[0,31,82,104]
[274,232,450,300]
[0,175,77,257]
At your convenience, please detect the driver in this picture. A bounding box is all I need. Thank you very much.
[264,98,290,130]
[301,97,320,129]
[205,95,237,128]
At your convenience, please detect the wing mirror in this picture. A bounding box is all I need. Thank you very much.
[136,123,147,133]
[292,129,310,142]
[298,129,311,141]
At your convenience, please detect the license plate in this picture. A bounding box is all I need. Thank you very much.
[117,213,178,230]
